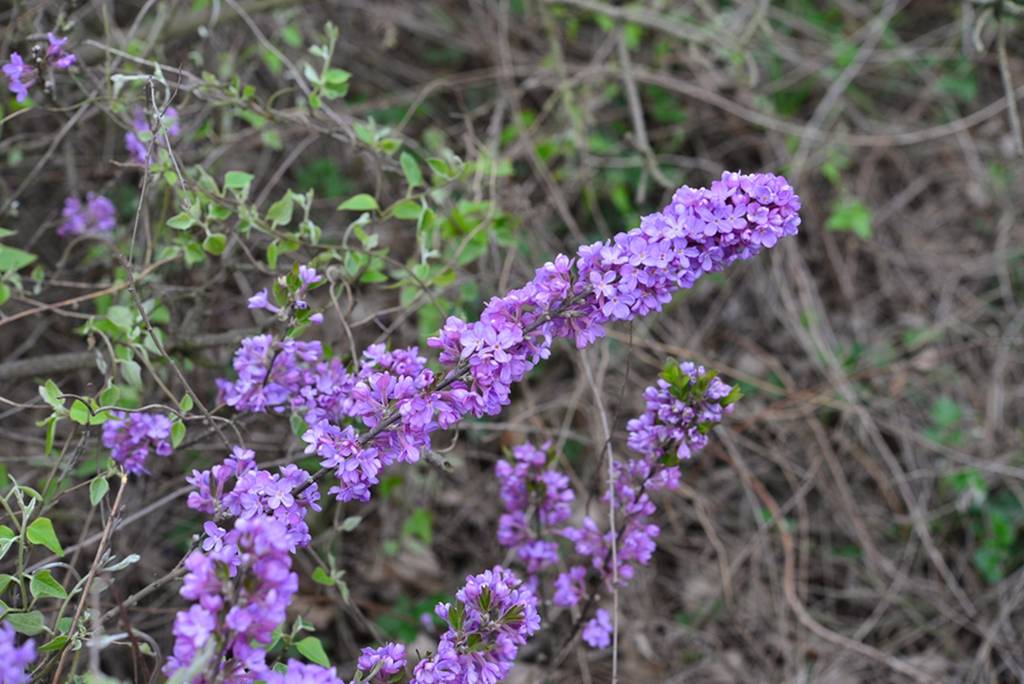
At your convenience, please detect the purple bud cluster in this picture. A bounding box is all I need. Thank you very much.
[249,265,324,323]
[2,34,76,103]
[186,446,321,552]
[125,106,180,164]
[164,516,299,681]
[101,410,173,475]
[0,623,36,684]
[265,661,344,684]
[58,193,117,237]
[495,442,574,573]
[413,566,540,684]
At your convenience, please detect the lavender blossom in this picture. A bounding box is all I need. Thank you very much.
[58,193,116,237]
[562,361,738,590]
[264,660,344,684]
[164,516,299,681]
[495,442,574,573]
[125,106,180,164]
[357,643,407,681]
[101,410,173,475]
[581,609,612,649]
[0,623,36,684]
[186,446,321,551]
[2,52,35,102]
[45,33,76,70]
[413,566,540,684]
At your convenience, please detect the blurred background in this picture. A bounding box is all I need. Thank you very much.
[0,1,1022,682]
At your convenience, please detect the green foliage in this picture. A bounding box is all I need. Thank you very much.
[826,198,873,240]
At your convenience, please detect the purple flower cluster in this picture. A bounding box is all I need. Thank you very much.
[101,410,173,475]
[164,516,299,681]
[294,171,798,505]
[216,335,324,414]
[413,566,540,684]
[562,361,737,592]
[300,344,444,502]
[125,106,180,164]
[581,608,612,650]
[356,643,407,681]
[2,34,76,103]
[490,361,737,651]
[626,360,736,462]
[0,623,35,684]
[495,442,574,573]
[265,661,343,684]
[58,193,116,237]
[186,446,321,551]
[2,53,35,102]
[45,33,76,70]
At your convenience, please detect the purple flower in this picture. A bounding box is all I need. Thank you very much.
[164,516,299,681]
[582,608,612,649]
[58,193,116,237]
[264,660,343,684]
[495,442,575,575]
[187,446,321,552]
[101,411,173,475]
[3,52,35,102]
[125,106,180,164]
[553,566,587,608]
[358,642,407,681]
[414,566,540,684]
[45,33,76,70]
[0,623,36,684]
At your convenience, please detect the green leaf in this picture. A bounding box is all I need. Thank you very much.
[391,199,422,220]
[826,198,872,240]
[39,380,64,411]
[402,507,433,545]
[5,610,46,636]
[224,171,254,196]
[337,194,379,212]
[37,635,69,653]
[203,233,227,255]
[30,570,68,600]
[312,567,333,586]
[400,152,423,188]
[0,244,37,271]
[0,573,14,594]
[69,400,91,425]
[171,420,186,448]
[106,305,135,332]
[295,636,330,666]
[340,515,362,532]
[89,477,110,506]
[931,396,962,429]
[266,194,295,227]
[166,213,196,230]
[0,282,10,306]
[179,394,194,413]
[26,517,62,556]
[0,525,15,561]
[120,359,142,388]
